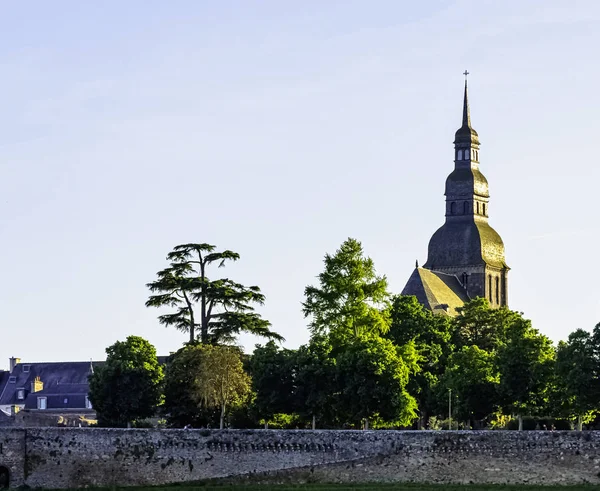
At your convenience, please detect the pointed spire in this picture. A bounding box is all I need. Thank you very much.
[462,78,471,128]
[454,70,479,145]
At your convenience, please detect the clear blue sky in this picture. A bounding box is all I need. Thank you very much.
[1,1,599,365]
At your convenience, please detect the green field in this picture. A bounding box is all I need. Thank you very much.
[83,485,600,491]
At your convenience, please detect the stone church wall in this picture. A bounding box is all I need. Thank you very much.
[1,429,600,488]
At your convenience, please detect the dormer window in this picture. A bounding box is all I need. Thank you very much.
[17,389,25,400]
[8,376,16,384]
[37,397,47,410]
[23,365,30,373]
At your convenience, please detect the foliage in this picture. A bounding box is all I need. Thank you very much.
[197,345,251,429]
[333,335,419,428]
[496,316,555,420]
[89,336,164,427]
[303,238,390,339]
[249,341,297,425]
[146,243,282,344]
[294,336,338,427]
[163,344,250,429]
[439,345,499,424]
[387,295,452,427]
[555,328,600,428]
[453,298,521,352]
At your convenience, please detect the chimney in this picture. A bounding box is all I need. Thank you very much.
[31,376,44,393]
[9,357,21,373]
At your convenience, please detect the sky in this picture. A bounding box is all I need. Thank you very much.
[1,0,599,366]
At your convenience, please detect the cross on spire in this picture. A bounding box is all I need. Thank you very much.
[463,70,469,80]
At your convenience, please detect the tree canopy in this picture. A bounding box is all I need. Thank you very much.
[88,336,164,427]
[146,243,283,344]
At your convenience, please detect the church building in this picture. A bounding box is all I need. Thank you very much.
[402,77,509,315]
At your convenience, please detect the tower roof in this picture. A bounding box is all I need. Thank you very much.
[454,80,480,146]
[401,267,470,316]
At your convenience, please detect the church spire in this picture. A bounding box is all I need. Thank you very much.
[454,70,479,147]
[462,72,471,128]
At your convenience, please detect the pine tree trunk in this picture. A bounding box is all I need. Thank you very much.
[577,415,583,431]
[518,414,523,431]
[312,414,316,430]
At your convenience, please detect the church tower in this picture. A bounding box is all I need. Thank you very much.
[402,75,509,313]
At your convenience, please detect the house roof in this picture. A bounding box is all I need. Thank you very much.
[0,361,101,407]
[401,267,470,316]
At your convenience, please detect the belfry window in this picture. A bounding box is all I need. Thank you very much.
[450,202,456,215]
[488,275,493,301]
[476,202,480,214]
[495,277,500,304]
[482,203,486,216]
[457,149,463,160]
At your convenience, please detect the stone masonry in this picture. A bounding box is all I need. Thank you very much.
[1,429,600,488]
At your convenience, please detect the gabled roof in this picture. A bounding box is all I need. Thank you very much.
[401,267,470,316]
[0,361,101,407]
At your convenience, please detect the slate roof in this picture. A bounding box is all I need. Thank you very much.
[0,361,101,409]
[401,267,470,316]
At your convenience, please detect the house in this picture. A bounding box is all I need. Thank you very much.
[0,357,100,426]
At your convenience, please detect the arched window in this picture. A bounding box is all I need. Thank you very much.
[457,149,463,160]
[475,150,479,161]
[488,275,493,302]
[476,202,480,214]
[482,203,486,216]
[450,202,456,215]
[463,201,468,214]
[495,277,500,304]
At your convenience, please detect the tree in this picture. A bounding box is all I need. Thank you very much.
[303,238,390,339]
[295,336,337,429]
[453,298,519,352]
[555,329,598,430]
[496,316,555,430]
[163,344,250,429]
[89,336,164,427]
[146,243,283,344]
[334,335,419,429]
[387,295,452,428]
[249,341,297,428]
[439,345,499,427]
[197,345,251,429]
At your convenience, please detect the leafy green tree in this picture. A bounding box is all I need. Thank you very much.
[303,238,390,339]
[163,346,215,428]
[89,336,164,427]
[439,345,499,427]
[334,335,419,429]
[249,341,297,428]
[295,336,337,428]
[555,329,598,430]
[163,344,250,429]
[387,295,452,428]
[496,317,555,430]
[453,298,525,352]
[196,345,251,429]
[146,243,282,344]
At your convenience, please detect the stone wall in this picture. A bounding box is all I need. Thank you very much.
[1,429,600,488]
